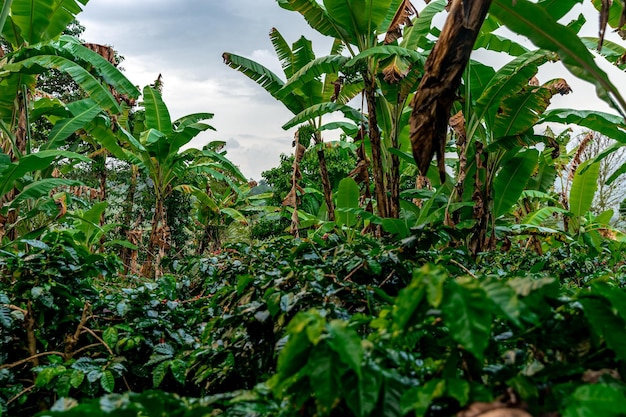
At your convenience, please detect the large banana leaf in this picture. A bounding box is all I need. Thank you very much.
[323,0,393,40]
[169,122,215,155]
[474,32,528,56]
[3,55,121,113]
[270,28,297,79]
[0,150,89,197]
[2,0,87,47]
[222,53,307,114]
[492,0,626,118]
[282,102,365,130]
[335,177,360,228]
[197,149,247,182]
[521,206,568,225]
[465,61,496,105]
[539,109,626,144]
[582,38,626,70]
[276,0,341,39]
[142,86,172,134]
[9,178,81,209]
[59,36,139,98]
[44,98,101,150]
[291,37,324,106]
[174,113,214,129]
[491,88,553,138]
[569,160,600,218]
[279,55,348,100]
[475,50,554,124]
[493,149,538,217]
[344,45,423,68]
[85,116,133,162]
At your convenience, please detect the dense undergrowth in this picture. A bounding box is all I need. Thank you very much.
[2,230,626,416]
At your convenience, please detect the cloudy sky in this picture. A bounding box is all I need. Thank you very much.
[76,0,626,180]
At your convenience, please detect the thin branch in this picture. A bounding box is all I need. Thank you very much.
[0,351,66,370]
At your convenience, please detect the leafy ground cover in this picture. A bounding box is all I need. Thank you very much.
[2,230,626,416]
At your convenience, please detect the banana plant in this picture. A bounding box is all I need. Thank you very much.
[223,28,362,221]
[115,86,246,276]
[0,0,140,240]
[277,0,434,220]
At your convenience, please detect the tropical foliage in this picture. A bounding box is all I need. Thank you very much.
[2,1,626,417]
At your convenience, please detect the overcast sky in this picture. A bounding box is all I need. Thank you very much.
[77,0,626,180]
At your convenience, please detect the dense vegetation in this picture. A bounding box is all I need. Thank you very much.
[2,0,626,416]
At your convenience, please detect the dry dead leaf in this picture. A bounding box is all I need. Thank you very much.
[385,0,418,44]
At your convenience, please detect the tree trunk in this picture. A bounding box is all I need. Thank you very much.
[314,131,336,221]
[410,0,492,182]
[120,165,139,274]
[141,198,169,278]
[364,77,389,219]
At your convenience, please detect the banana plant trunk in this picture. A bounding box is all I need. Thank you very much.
[314,131,336,221]
[141,198,169,278]
[364,76,389,219]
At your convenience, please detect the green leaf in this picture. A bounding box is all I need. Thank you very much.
[507,276,557,297]
[442,279,492,360]
[563,384,626,417]
[540,109,626,144]
[169,359,187,385]
[143,85,172,134]
[327,320,363,377]
[521,206,568,225]
[280,54,347,99]
[402,0,447,51]
[277,0,341,39]
[102,327,119,349]
[392,267,428,332]
[100,370,115,393]
[3,0,87,46]
[5,54,121,113]
[579,297,626,362]
[493,149,538,217]
[345,364,383,417]
[152,360,169,388]
[481,279,522,327]
[45,99,101,150]
[569,160,600,217]
[475,49,554,124]
[402,379,446,416]
[491,0,626,117]
[335,177,360,228]
[308,346,342,411]
[70,370,85,389]
[10,178,82,209]
[282,102,365,130]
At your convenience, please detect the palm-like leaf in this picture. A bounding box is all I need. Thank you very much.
[540,109,626,144]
